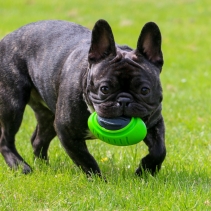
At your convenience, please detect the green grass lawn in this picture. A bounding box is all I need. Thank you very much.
[0,0,211,210]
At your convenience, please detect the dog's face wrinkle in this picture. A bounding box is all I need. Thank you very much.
[87,68,161,119]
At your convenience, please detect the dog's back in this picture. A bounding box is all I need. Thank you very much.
[0,20,91,111]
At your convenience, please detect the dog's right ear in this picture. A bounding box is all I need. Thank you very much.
[88,19,116,63]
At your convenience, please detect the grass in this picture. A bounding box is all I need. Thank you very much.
[0,0,211,210]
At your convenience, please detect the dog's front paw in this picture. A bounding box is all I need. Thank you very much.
[135,166,144,176]
[22,164,33,174]
[10,162,32,174]
[135,166,158,176]
[135,156,162,176]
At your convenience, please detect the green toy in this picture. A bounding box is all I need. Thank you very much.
[88,112,147,146]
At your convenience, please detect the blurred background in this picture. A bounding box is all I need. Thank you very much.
[0,1,211,210]
[0,0,211,178]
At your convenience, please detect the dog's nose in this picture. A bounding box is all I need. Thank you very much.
[117,97,131,107]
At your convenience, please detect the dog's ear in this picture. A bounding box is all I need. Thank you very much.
[88,19,116,63]
[136,22,163,69]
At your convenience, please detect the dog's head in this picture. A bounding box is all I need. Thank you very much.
[84,19,164,128]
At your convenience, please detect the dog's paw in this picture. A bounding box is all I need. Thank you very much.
[135,165,158,177]
[135,167,143,176]
[22,165,33,174]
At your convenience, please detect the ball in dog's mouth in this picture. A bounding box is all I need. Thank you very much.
[88,112,147,146]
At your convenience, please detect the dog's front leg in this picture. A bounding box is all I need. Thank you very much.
[54,119,101,177]
[136,117,166,176]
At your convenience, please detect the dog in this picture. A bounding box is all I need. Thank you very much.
[0,19,166,176]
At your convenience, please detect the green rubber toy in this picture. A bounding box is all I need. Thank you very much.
[88,112,147,146]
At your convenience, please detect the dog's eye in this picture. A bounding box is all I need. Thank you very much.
[100,86,110,94]
[141,87,150,95]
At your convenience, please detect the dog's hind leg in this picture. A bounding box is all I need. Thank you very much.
[28,90,56,161]
[0,84,32,173]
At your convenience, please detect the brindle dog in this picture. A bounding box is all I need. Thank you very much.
[0,19,166,176]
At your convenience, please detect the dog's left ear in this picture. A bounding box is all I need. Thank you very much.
[136,22,163,69]
[88,19,116,63]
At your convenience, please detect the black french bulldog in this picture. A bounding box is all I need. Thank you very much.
[0,19,166,176]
